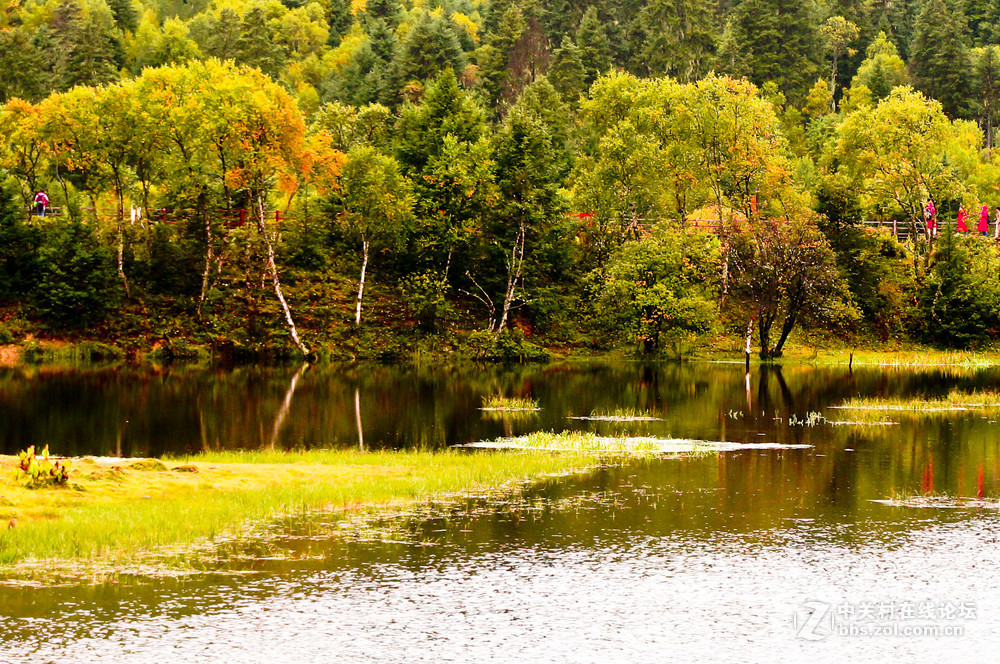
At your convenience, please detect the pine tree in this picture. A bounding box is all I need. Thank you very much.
[869,0,921,59]
[392,11,467,91]
[106,0,137,34]
[965,0,1000,45]
[0,29,46,103]
[910,0,974,118]
[576,7,612,86]
[637,0,715,82]
[202,8,242,61]
[717,0,823,102]
[974,46,1000,150]
[395,68,487,174]
[235,6,286,78]
[326,0,353,45]
[547,36,586,103]
[50,0,119,91]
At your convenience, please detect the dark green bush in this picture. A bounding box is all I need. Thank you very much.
[463,328,550,362]
[32,220,119,328]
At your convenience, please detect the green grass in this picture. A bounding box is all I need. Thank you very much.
[570,407,662,421]
[0,449,591,572]
[480,395,540,410]
[834,389,1000,413]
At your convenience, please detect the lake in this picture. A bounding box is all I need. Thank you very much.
[1,360,999,661]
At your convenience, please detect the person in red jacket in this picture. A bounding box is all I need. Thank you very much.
[925,199,937,237]
[33,190,49,217]
[957,206,969,232]
[979,204,990,236]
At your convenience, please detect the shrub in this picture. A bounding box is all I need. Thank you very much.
[32,220,119,328]
[17,445,70,488]
[400,270,452,331]
[463,328,550,362]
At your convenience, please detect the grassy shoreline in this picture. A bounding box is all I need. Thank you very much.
[0,449,593,576]
[9,334,1000,368]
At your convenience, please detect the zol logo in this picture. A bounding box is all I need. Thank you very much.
[793,600,833,641]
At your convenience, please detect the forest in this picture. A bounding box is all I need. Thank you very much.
[3,0,1000,360]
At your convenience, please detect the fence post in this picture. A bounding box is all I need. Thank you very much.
[275,210,280,224]
[893,220,897,239]
[240,208,246,227]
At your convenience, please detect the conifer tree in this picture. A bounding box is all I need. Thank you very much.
[965,0,1000,45]
[637,0,715,82]
[547,36,587,103]
[910,0,974,118]
[202,8,242,61]
[50,0,120,91]
[974,46,1000,150]
[326,0,352,45]
[392,11,467,92]
[576,7,612,86]
[235,6,285,78]
[718,0,823,102]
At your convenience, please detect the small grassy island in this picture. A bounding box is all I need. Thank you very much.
[0,449,592,578]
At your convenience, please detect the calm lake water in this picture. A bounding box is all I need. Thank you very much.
[3,360,1000,661]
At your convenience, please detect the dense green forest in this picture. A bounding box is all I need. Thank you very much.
[4,0,1000,360]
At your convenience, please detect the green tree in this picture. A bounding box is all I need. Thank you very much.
[476,104,566,333]
[849,31,908,103]
[820,16,860,111]
[636,0,715,82]
[33,220,119,328]
[50,0,121,91]
[718,0,823,102]
[331,146,412,325]
[918,228,1000,347]
[835,87,976,247]
[547,36,586,103]
[965,0,1000,45]
[0,184,40,301]
[392,11,466,94]
[973,46,1000,151]
[0,29,46,103]
[910,0,974,118]
[235,6,286,78]
[576,7,612,86]
[598,227,719,356]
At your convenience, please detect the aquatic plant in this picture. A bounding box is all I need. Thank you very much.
[834,389,1000,413]
[16,446,70,488]
[569,407,663,422]
[787,412,826,427]
[480,395,540,411]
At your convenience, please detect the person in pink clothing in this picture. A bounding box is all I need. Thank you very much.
[957,206,969,232]
[979,205,990,236]
[33,190,49,218]
[925,200,937,236]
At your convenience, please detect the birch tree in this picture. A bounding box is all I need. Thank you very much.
[332,146,412,326]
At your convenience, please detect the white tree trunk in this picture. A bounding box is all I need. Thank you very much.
[198,205,213,316]
[496,223,525,334]
[256,194,308,356]
[355,237,369,326]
